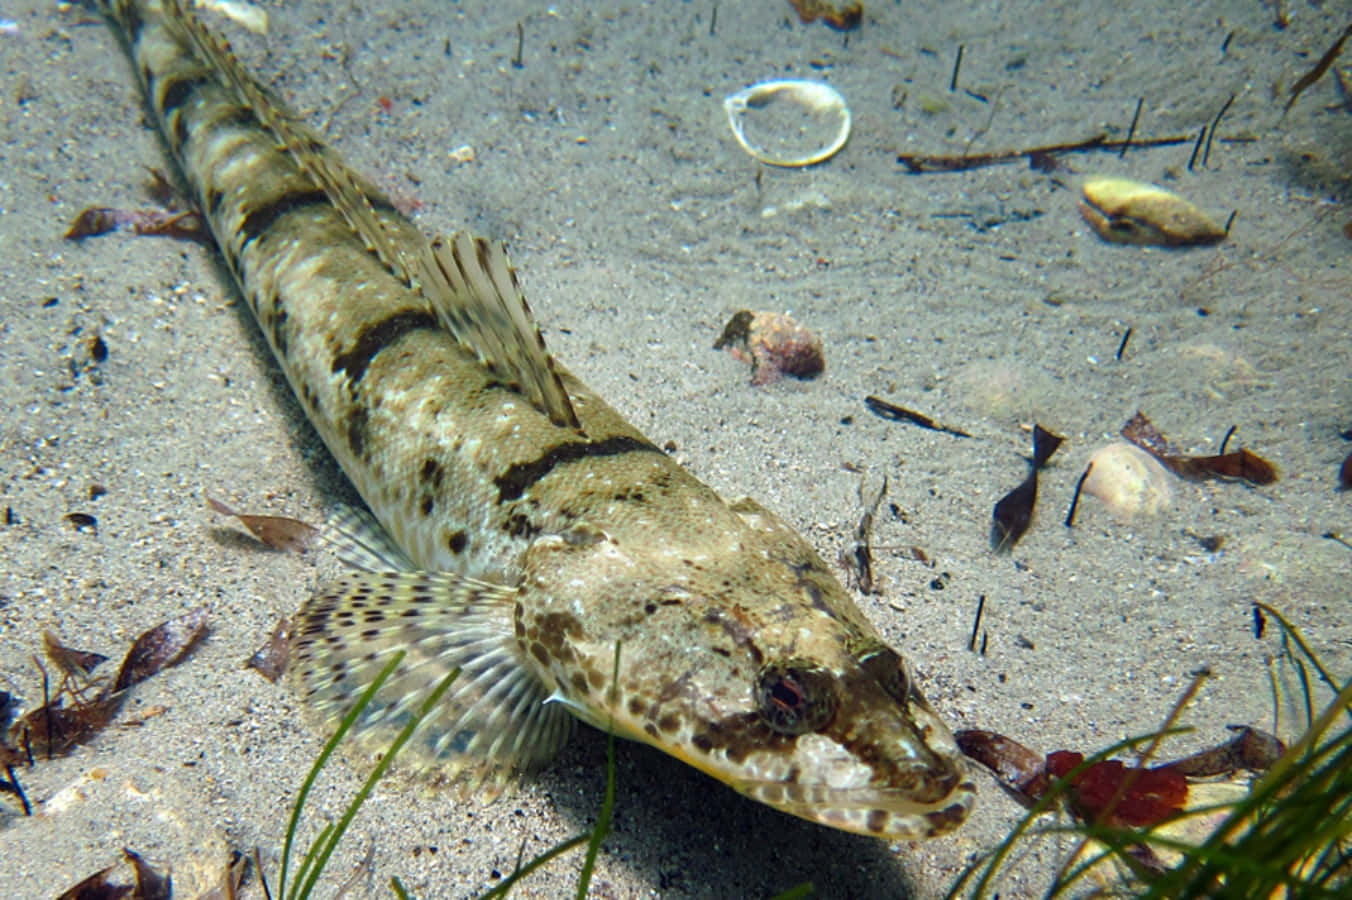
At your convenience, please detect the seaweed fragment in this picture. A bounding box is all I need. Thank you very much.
[4,609,209,761]
[208,497,320,553]
[57,849,171,900]
[991,425,1064,552]
[864,395,971,438]
[787,0,862,31]
[897,133,1193,174]
[113,607,209,693]
[1121,411,1277,485]
[65,167,210,244]
[44,631,109,682]
[1284,23,1352,116]
[842,476,887,595]
[65,206,209,243]
[247,616,294,683]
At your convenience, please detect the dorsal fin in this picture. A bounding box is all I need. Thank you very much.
[419,233,580,430]
[167,1,578,430]
[165,0,417,286]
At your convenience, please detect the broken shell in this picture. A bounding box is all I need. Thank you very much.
[1080,442,1173,517]
[724,80,851,167]
[714,310,825,385]
[1079,176,1227,246]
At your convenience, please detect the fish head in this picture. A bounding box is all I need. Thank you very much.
[519,531,975,840]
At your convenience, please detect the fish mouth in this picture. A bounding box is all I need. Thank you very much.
[741,775,978,840]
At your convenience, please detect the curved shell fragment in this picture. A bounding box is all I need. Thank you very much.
[1081,442,1173,518]
[724,79,851,167]
[1079,176,1227,246]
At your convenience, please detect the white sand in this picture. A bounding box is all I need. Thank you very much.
[1,1,1348,897]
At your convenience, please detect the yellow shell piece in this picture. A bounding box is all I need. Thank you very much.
[724,79,851,167]
[1079,176,1227,246]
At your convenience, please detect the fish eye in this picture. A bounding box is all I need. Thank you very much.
[756,661,837,735]
[857,644,909,703]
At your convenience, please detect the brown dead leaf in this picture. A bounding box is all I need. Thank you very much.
[208,497,320,552]
[247,616,293,683]
[113,607,209,693]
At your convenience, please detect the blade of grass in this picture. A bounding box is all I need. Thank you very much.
[476,833,592,900]
[280,650,406,898]
[294,663,461,900]
[575,640,622,899]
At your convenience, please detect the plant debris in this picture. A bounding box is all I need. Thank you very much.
[44,631,110,681]
[863,395,971,438]
[1121,411,1277,485]
[957,723,1283,829]
[57,848,172,900]
[64,168,210,244]
[1284,23,1352,115]
[787,0,863,32]
[207,497,320,552]
[991,425,1064,552]
[247,616,294,683]
[897,133,1193,174]
[841,476,887,595]
[4,609,208,762]
[714,310,825,385]
[113,607,209,693]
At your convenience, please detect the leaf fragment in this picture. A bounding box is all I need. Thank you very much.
[1121,411,1277,486]
[43,631,109,679]
[113,607,209,693]
[207,497,320,552]
[247,616,293,683]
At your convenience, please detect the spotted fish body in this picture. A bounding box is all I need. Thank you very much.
[101,0,975,839]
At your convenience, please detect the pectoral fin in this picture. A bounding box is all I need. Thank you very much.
[289,570,571,794]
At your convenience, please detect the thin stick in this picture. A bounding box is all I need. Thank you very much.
[512,22,524,69]
[950,44,964,92]
[1186,126,1205,171]
[1065,463,1092,527]
[969,595,986,653]
[1119,97,1143,158]
[1202,93,1235,168]
[1115,327,1133,361]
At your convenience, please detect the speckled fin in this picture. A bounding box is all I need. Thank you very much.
[289,571,572,794]
[320,505,414,572]
[417,232,579,429]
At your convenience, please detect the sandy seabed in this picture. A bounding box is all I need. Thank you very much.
[1,1,1348,897]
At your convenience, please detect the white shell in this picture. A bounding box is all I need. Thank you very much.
[1081,442,1173,518]
[723,80,851,167]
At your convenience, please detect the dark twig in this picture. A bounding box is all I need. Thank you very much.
[1218,424,1237,456]
[864,396,971,438]
[512,22,524,69]
[1202,93,1235,168]
[1284,23,1352,115]
[950,44,965,92]
[897,133,1190,174]
[2,765,31,815]
[1065,463,1092,527]
[1115,327,1133,361]
[968,595,986,653]
[1186,126,1206,172]
[1120,97,1143,158]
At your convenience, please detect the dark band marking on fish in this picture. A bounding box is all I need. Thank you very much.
[332,309,440,384]
[157,70,209,118]
[238,188,333,247]
[95,0,976,844]
[493,435,663,502]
